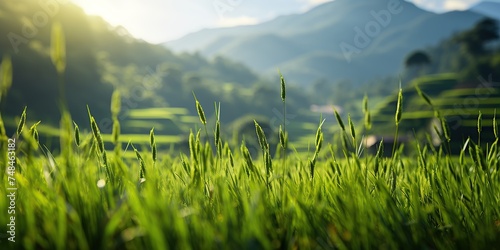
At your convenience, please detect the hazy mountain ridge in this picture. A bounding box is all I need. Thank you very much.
[470,1,500,20]
[165,0,490,85]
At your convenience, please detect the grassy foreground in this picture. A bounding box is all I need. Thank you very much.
[0,88,499,250]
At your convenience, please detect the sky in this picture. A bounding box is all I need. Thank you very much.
[69,0,496,44]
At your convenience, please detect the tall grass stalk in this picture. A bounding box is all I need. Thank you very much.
[477,111,482,146]
[150,128,157,166]
[363,94,371,132]
[50,22,67,109]
[193,93,210,150]
[393,82,403,158]
[0,55,12,112]
[348,114,356,149]
[111,90,122,156]
[255,120,272,189]
[334,108,350,155]
[88,107,111,181]
[16,106,27,137]
[310,119,325,179]
[493,109,498,141]
[73,122,80,147]
[416,85,452,154]
[50,21,75,170]
[279,71,287,172]
[132,144,146,181]
[214,102,222,162]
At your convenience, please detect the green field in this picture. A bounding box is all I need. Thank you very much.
[1,93,499,250]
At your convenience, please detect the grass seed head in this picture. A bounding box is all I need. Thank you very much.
[111,90,121,119]
[150,128,157,162]
[416,85,433,107]
[363,95,372,130]
[477,111,482,134]
[73,121,80,147]
[90,117,104,154]
[440,118,450,142]
[150,128,155,147]
[29,121,41,144]
[17,106,27,137]
[133,145,146,179]
[193,93,206,125]
[363,94,368,113]
[494,109,498,138]
[241,143,252,164]
[315,119,325,152]
[152,144,157,163]
[348,114,356,140]
[365,111,372,130]
[254,120,269,152]
[215,121,220,146]
[279,71,286,102]
[334,109,345,131]
[197,101,206,125]
[395,88,403,125]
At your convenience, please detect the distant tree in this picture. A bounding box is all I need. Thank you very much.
[454,18,499,56]
[405,50,431,68]
[404,50,431,81]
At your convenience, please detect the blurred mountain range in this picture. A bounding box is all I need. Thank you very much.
[470,1,500,20]
[165,0,499,86]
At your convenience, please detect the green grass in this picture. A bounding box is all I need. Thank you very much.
[0,29,499,249]
[1,89,499,250]
[100,134,183,144]
[127,107,190,119]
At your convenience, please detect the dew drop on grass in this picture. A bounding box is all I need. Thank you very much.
[97,179,106,188]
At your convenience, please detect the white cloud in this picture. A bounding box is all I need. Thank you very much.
[443,0,480,10]
[217,16,259,27]
[411,0,442,10]
[304,0,332,4]
[410,0,481,12]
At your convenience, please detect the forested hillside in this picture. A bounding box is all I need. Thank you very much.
[0,0,314,138]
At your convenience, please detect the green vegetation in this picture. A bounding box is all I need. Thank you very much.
[1,2,500,249]
[1,75,500,249]
[0,0,314,136]
[1,28,499,247]
[366,17,500,154]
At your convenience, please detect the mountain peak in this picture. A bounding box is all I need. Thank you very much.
[164,1,486,86]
